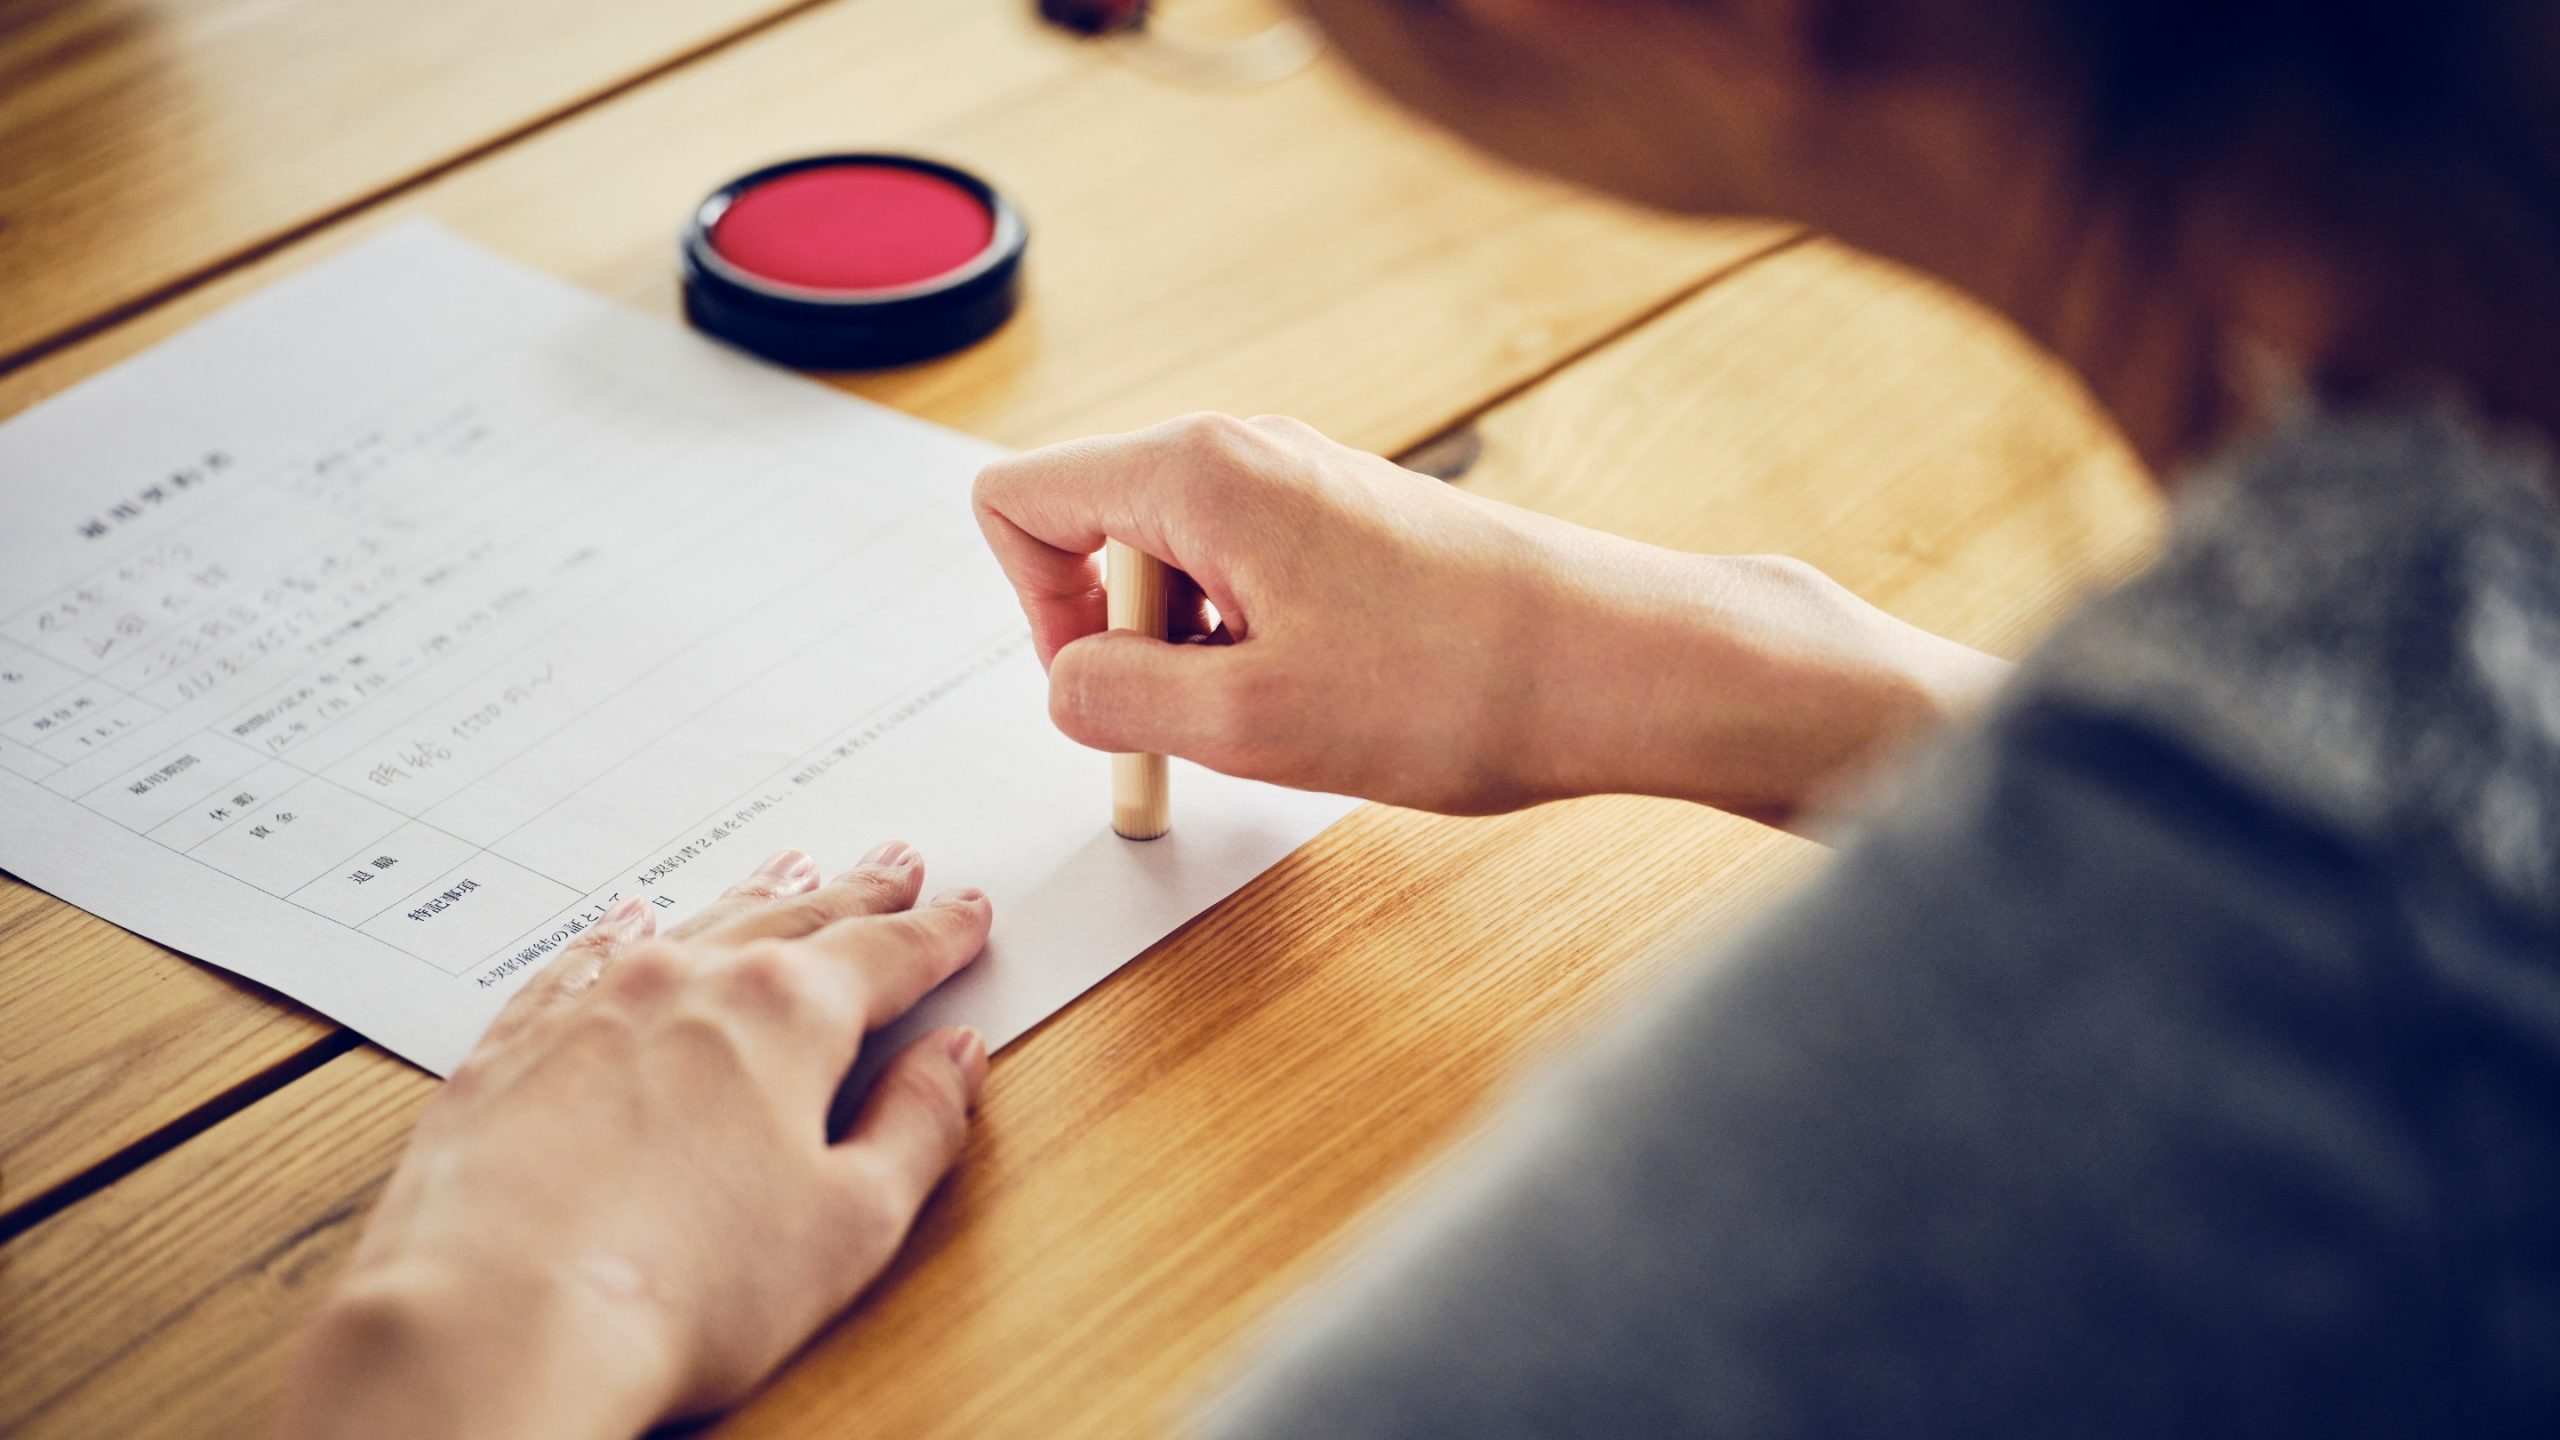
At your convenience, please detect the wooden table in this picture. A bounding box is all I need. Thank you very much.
[0,1,2161,1434]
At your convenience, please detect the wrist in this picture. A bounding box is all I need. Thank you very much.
[277,1256,681,1440]
[1516,537,2005,824]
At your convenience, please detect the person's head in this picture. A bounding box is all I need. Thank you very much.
[1294,0,2560,465]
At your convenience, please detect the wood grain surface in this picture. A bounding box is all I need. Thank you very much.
[0,0,831,369]
[0,889,337,1228]
[0,236,2159,1438]
[1466,239,2161,654]
[0,0,1782,1224]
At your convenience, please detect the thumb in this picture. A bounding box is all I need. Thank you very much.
[1047,629,1261,768]
[834,1027,989,1233]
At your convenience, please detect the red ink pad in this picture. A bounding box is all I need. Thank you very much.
[682,154,1026,370]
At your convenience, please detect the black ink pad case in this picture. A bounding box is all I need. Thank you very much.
[681,154,1027,370]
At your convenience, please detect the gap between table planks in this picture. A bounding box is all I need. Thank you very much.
[0,0,1788,1238]
[0,237,2163,1439]
[0,0,873,374]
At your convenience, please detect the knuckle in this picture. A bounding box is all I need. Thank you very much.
[732,942,803,991]
[733,869,894,938]
[1246,413,1321,443]
[721,874,792,905]
[876,1072,971,1174]
[828,1157,911,1248]
[1168,409,1239,441]
[602,943,686,1001]
[562,922,617,956]
[822,866,907,914]
[1171,411,1264,465]
[659,1006,758,1076]
[1736,552,1825,590]
[910,1061,975,1152]
[884,1055,974,1149]
[552,1007,650,1069]
[892,904,977,964]
[719,944,829,1020]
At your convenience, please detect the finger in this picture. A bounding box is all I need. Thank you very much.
[483,895,657,1044]
[808,886,994,1030]
[833,1026,989,1225]
[971,415,1265,662]
[666,848,822,940]
[1047,630,1267,770]
[699,840,925,943]
[969,510,1214,665]
[973,422,1205,563]
[971,500,1107,667]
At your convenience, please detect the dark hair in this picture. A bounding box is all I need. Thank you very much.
[2046,1,2560,406]
[1812,0,2560,414]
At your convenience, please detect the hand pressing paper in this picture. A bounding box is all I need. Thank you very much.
[0,222,1355,1076]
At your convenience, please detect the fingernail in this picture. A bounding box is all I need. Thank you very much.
[600,895,655,941]
[861,840,916,869]
[931,886,986,908]
[754,848,819,889]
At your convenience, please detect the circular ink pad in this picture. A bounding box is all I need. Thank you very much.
[682,154,1027,370]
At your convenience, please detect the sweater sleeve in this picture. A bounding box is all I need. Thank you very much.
[1200,701,2473,1440]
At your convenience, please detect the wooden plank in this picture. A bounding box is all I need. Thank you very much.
[0,1,1771,445]
[0,238,2160,1438]
[0,0,1777,1233]
[0,881,334,1227]
[0,1047,430,1440]
[0,0,837,370]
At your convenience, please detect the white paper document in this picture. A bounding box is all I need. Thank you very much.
[0,223,1354,1076]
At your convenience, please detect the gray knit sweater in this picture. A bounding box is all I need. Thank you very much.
[1205,401,2560,1438]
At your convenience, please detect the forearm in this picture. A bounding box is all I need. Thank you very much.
[275,1260,677,1440]
[1515,531,2008,827]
